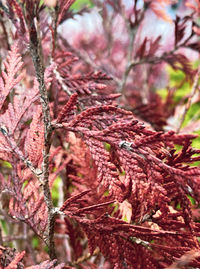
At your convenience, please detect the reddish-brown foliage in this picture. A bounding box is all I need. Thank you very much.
[0,0,200,268]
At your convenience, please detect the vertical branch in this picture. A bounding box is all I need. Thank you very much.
[117,2,148,95]
[117,25,137,94]
[29,19,56,260]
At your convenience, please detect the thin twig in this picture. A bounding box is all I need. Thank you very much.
[52,62,71,95]
[72,248,100,266]
[118,42,187,88]
[51,3,59,55]
[0,132,43,179]
[177,64,200,133]
[0,228,3,245]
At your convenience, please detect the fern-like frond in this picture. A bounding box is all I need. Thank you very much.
[0,88,39,135]
[0,245,25,269]
[26,259,65,269]
[57,0,76,26]
[7,169,48,236]
[77,213,200,268]
[0,133,13,162]
[0,42,25,110]
[25,105,44,166]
